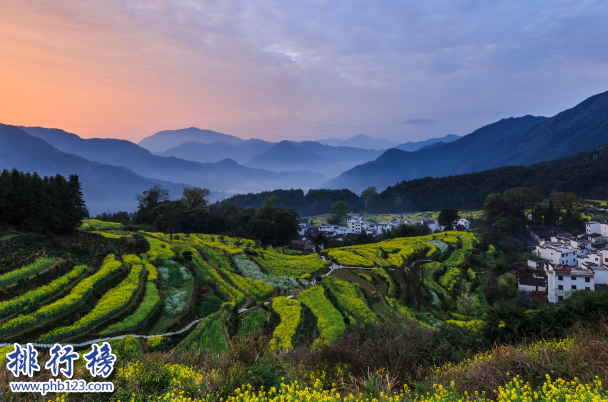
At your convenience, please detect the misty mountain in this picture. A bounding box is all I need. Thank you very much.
[396,134,461,152]
[418,142,447,150]
[325,115,549,193]
[242,140,385,176]
[161,139,275,164]
[328,90,608,193]
[138,127,246,153]
[20,126,326,195]
[20,126,152,163]
[245,141,330,172]
[318,134,400,150]
[0,124,188,215]
[294,141,384,160]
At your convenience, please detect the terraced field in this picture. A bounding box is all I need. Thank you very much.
[0,221,480,353]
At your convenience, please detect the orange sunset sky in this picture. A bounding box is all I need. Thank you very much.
[1,1,607,143]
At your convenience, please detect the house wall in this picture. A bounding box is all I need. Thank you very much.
[594,269,608,285]
[587,221,602,234]
[518,284,547,294]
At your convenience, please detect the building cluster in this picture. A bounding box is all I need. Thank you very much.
[315,214,401,237]
[519,221,608,303]
[289,213,470,251]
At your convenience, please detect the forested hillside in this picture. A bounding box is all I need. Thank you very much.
[226,139,608,215]
[370,141,608,212]
[222,188,363,216]
[0,170,87,233]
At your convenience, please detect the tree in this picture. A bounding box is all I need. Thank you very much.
[261,194,278,208]
[386,224,431,239]
[153,202,185,241]
[135,184,170,210]
[181,187,210,210]
[550,190,566,227]
[0,169,87,233]
[498,273,518,296]
[95,211,131,224]
[457,293,479,318]
[523,187,543,221]
[251,220,277,245]
[405,261,429,311]
[438,208,459,230]
[134,184,170,223]
[395,196,403,213]
[549,190,582,228]
[328,201,350,225]
[311,231,326,253]
[360,187,378,209]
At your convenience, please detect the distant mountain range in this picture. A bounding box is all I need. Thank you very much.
[318,134,401,150]
[138,127,247,153]
[4,89,608,215]
[0,124,188,215]
[242,141,384,176]
[19,126,326,195]
[161,139,275,164]
[395,134,461,151]
[245,141,330,172]
[328,90,608,193]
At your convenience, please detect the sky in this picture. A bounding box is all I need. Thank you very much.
[1,1,608,143]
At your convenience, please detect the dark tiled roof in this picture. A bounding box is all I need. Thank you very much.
[519,277,546,287]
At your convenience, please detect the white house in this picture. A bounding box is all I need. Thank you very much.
[546,264,595,302]
[298,223,307,236]
[571,239,592,253]
[587,233,607,244]
[318,224,348,236]
[587,221,602,235]
[347,215,365,234]
[528,257,550,270]
[602,223,608,237]
[457,218,470,229]
[578,252,603,268]
[518,277,547,295]
[535,245,578,266]
[427,221,445,232]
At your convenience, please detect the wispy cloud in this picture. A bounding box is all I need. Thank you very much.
[401,119,438,126]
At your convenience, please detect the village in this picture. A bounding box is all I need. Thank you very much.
[517,221,608,303]
[289,213,471,250]
[290,212,608,306]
